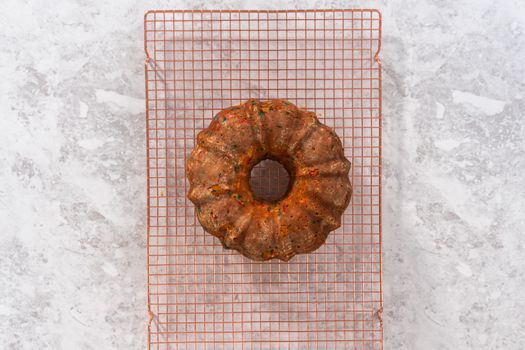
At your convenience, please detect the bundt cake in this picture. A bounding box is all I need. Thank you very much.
[187,99,352,261]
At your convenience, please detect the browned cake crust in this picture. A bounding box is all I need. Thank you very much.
[187,99,352,261]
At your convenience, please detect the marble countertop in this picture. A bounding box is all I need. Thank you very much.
[1,0,524,349]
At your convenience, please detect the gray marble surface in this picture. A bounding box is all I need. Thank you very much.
[1,0,524,349]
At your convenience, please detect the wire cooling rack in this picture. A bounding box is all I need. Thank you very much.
[145,9,382,349]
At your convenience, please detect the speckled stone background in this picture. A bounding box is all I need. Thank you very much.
[1,0,524,349]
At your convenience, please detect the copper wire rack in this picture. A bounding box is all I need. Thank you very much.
[144,9,382,349]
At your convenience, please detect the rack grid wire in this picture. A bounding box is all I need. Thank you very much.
[144,9,382,349]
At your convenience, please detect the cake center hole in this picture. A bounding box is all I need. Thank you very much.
[249,159,290,202]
